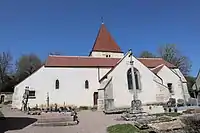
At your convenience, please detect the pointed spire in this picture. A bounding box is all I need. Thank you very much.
[101,17,104,24]
[90,23,122,53]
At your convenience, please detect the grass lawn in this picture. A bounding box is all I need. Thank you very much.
[107,124,141,133]
[153,112,182,117]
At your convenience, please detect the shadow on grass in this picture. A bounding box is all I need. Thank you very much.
[0,111,37,133]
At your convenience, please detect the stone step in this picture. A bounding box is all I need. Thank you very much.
[33,121,78,127]
[37,117,74,123]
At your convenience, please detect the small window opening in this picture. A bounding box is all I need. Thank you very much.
[56,79,59,89]
[29,91,35,97]
[167,83,173,93]
[85,80,89,89]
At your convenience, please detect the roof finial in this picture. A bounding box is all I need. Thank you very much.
[101,17,104,24]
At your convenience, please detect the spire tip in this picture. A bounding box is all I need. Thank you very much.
[101,17,104,24]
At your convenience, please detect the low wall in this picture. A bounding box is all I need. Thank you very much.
[0,92,13,104]
[142,105,165,114]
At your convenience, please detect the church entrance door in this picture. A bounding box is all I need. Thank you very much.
[93,92,98,106]
[0,95,5,104]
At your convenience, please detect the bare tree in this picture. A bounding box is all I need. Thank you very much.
[158,44,191,76]
[0,51,13,91]
[139,51,156,58]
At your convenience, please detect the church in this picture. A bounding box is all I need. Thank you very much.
[12,23,190,110]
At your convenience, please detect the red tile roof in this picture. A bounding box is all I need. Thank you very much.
[90,24,122,53]
[138,58,176,68]
[45,56,176,69]
[151,64,164,74]
[45,55,120,67]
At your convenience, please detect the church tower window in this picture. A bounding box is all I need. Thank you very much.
[55,79,59,89]
[85,80,89,89]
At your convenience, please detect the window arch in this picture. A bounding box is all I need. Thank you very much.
[55,79,59,89]
[127,68,133,90]
[85,80,89,89]
[127,68,141,90]
[134,68,140,90]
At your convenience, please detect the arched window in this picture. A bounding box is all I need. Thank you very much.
[127,68,133,90]
[134,69,140,90]
[85,80,89,89]
[127,68,141,90]
[55,79,59,89]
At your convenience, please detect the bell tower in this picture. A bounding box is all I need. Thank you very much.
[89,23,124,58]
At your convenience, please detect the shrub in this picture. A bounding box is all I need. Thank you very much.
[174,108,178,113]
[3,101,12,105]
[79,106,89,110]
[91,106,97,111]
[187,98,197,106]
[181,115,200,133]
[177,99,185,107]
[167,98,176,107]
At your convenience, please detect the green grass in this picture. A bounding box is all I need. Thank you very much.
[153,112,182,117]
[107,124,141,133]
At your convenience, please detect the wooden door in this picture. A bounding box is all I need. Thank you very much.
[93,92,98,106]
[0,95,5,103]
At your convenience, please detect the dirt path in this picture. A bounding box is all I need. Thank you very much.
[0,106,130,133]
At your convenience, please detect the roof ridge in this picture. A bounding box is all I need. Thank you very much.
[49,55,121,59]
[137,57,162,60]
[49,55,88,57]
[151,64,164,74]
[151,64,165,70]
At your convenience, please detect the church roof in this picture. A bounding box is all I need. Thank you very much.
[45,55,120,67]
[45,55,176,68]
[138,58,176,68]
[90,24,122,53]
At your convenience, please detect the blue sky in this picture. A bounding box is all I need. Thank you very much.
[0,0,199,76]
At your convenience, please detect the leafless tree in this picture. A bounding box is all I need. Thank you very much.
[139,51,156,58]
[158,44,191,76]
[0,51,13,91]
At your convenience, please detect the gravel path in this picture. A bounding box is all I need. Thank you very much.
[0,106,131,133]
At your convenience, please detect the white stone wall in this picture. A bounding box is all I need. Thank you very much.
[99,68,111,79]
[157,66,190,101]
[155,81,170,103]
[12,66,107,109]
